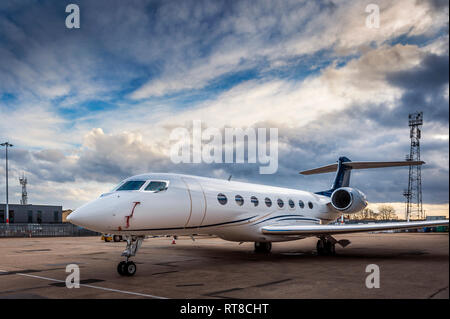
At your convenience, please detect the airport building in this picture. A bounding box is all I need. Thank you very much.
[0,204,62,224]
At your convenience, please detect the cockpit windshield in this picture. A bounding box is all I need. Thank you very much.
[145,181,167,192]
[116,180,146,191]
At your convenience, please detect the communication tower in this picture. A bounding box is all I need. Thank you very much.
[19,173,28,205]
[403,112,424,221]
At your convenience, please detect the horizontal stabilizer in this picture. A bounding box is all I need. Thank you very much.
[300,160,424,175]
[262,220,448,236]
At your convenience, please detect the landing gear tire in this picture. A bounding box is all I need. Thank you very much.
[113,235,122,242]
[117,261,137,276]
[117,261,126,276]
[316,239,325,255]
[124,261,137,276]
[325,241,335,255]
[254,242,272,253]
[316,239,336,256]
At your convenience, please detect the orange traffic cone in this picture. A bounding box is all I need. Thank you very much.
[171,237,176,244]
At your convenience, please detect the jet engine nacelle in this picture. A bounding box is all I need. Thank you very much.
[330,187,367,214]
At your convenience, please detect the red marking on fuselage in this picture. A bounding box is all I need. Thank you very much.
[125,201,141,228]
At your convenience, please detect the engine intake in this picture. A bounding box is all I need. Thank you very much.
[331,187,367,214]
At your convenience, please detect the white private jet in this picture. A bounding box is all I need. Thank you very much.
[67,157,448,276]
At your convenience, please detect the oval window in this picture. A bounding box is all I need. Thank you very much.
[288,199,295,208]
[299,200,305,209]
[217,193,227,205]
[265,197,272,207]
[277,199,284,208]
[251,196,259,207]
[308,201,314,209]
[235,195,244,206]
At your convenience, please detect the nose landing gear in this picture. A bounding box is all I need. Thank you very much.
[117,260,137,276]
[117,236,144,276]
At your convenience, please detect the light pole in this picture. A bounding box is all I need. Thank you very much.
[1,142,13,225]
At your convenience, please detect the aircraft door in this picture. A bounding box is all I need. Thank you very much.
[182,177,206,228]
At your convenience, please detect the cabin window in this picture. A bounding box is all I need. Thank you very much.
[217,193,227,205]
[117,180,146,191]
[308,201,314,209]
[299,200,305,208]
[251,196,259,207]
[145,181,167,192]
[265,197,272,207]
[288,199,295,208]
[277,199,284,208]
[235,195,244,206]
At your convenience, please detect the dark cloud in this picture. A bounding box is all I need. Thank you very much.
[388,54,449,90]
[385,53,449,124]
[424,0,449,10]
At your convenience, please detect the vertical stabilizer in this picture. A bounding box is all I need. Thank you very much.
[314,157,352,196]
[331,157,352,189]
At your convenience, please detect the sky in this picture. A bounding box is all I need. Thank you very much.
[0,0,448,217]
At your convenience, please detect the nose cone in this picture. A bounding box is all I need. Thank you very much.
[67,207,89,228]
[68,199,113,232]
[69,192,142,232]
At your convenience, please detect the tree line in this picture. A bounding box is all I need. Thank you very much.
[345,205,398,221]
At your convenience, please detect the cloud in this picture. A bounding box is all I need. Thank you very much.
[128,0,449,99]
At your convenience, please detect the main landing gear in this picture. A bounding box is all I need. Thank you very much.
[254,242,272,253]
[117,236,144,276]
[316,237,336,256]
[316,236,351,256]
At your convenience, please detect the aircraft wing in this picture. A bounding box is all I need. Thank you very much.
[261,220,448,236]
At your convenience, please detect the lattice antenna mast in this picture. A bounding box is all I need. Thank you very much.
[19,173,28,205]
[403,112,424,221]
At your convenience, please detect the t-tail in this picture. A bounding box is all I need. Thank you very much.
[300,156,425,196]
[300,156,425,197]
[299,157,425,215]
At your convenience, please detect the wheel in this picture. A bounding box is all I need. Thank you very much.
[327,242,336,255]
[316,240,325,255]
[317,240,336,256]
[113,235,121,242]
[324,241,333,256]
[254,242,272,253]
[124,261,137,276]
[117,261,127,276]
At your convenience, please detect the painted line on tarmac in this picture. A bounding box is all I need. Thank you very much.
[0,268,167,299]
